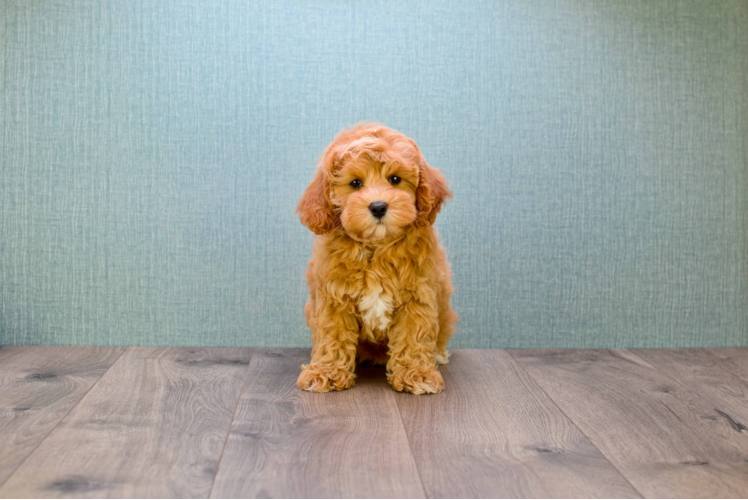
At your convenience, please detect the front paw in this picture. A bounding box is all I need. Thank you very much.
[297,364,355,392]
[388,365,445,395]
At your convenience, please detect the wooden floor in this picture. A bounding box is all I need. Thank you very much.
[0,347,747,498]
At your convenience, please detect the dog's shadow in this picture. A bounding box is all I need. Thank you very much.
[353,361,452,393]
[353,363,389,388]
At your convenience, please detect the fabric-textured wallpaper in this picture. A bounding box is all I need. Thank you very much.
[2,0,747,348]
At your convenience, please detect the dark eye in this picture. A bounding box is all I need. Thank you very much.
[389,175,401,185]
[350,179,362,189]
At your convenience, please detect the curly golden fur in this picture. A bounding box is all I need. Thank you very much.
[296,123,457,395]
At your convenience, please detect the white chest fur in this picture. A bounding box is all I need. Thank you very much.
[358,284,393,332]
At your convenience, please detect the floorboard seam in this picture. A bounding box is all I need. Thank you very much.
[0,346,129,491]
[394,394,430,499]
[208,347,255,499]
[505,349,646,499]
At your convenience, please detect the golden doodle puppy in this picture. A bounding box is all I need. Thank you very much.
[296,123,457,395]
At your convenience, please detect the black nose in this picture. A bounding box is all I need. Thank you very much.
[369,201,388,219]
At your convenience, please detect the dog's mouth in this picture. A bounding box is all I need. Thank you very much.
[339,193,417,243]
[344,218,396,243]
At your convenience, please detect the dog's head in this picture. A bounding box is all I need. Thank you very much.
[297,124,451,242]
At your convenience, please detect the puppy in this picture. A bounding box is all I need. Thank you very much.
[296,123,457,394]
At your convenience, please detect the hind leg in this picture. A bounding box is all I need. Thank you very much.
[435,279,458,365]
[304,262,318,352]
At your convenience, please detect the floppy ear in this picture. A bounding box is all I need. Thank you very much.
[415,157,452,227]
[297,167,338,235]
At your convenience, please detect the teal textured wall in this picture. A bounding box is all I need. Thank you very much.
[2,0,747,348]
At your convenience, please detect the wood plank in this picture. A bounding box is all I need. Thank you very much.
[511,349,748,498]
[705,347,748,381]
[0,347,252,499]
[210,348,425,499]
[633,349,748,437]
[395,349,640,498]
[0,346,125,487]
